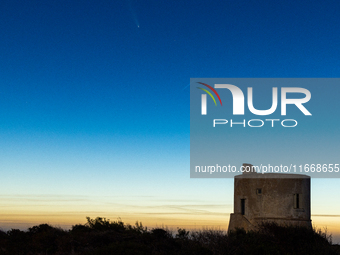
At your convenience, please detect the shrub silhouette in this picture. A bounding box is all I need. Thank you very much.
[85,216,125,232]
[151,228,171,239]
[176,228,190,239]
[28,224,66,254]
[126,221,148,234]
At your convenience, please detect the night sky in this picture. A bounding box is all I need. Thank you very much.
[0,0,340,242]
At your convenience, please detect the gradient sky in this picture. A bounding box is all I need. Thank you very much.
[1,0,340,242]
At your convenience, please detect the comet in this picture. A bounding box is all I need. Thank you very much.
[127,0,140,28]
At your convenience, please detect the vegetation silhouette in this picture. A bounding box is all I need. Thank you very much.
[0,217,339,254]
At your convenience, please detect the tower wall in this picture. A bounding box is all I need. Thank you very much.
[228,170,311,231]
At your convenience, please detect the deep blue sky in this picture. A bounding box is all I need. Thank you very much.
[1,0,340,138]
[1,0,340,237]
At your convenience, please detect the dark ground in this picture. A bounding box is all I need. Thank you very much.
[0,217,338,255]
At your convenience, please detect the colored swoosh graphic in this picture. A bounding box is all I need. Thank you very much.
[197,82,222,106]
[197,87,217,106]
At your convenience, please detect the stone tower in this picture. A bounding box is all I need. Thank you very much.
[228,164,312,231]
